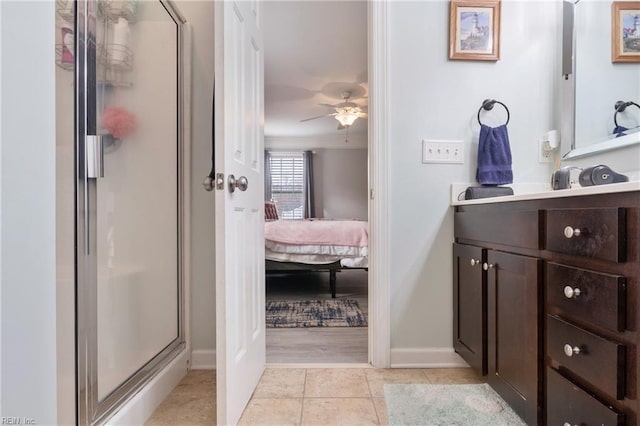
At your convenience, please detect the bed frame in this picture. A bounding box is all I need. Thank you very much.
[265,260,343,298]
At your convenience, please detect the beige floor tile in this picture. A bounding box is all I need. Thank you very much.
[238,398,302,426]
[301,398,378,426]
[254,368,306,398]
[145,392,216,425]
[364,369,430,398]
[305,369,370,398]
[372,398,388,426]
[171,369,216,395]
[423,367,483,384]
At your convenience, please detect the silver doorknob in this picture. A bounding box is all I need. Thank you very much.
[203,176,214,192]
[563,286,581,299]
[483,263,494,271]
[563,344,581,357]
[228,174,249,193]
[470,259,480,266]
[564,226,582,238]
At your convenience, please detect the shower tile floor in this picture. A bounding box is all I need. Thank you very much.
[145,367,482,425]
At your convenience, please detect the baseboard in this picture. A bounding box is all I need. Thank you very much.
[266,363,373,369]
[390,348,469,368]
[191,349,216,370]
[106,349,189,425]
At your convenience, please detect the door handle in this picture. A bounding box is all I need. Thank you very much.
[228,174,248,193]
[86,135,104,178]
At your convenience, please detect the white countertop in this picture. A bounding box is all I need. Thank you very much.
[451,181,640,206]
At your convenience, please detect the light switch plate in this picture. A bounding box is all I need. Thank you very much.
[422,140,464,164]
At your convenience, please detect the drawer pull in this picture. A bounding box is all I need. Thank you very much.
[564,423,577,426]
[563,226,582,238]
[563,344,581,357]
[563,286,581,299]
[483,262,494,271]
[470,259,480,266]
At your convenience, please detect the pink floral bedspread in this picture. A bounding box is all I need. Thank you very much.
[265,219,368,248]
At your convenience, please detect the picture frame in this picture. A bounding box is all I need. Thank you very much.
[449,0,501,61]
[612,1,640,63]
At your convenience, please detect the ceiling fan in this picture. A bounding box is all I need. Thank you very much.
[300,91,368,130]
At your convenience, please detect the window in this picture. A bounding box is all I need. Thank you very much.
[268,151,305,219]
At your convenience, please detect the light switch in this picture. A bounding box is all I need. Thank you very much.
[422,140,464,164]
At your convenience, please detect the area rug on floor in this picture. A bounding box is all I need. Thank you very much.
[384,383,526,426]
[265,299,367,328]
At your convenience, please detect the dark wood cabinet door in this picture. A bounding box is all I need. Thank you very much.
[487,250,541,425]
[453,243,486,376]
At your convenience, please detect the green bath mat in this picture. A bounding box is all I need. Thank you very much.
[384,383,526,425]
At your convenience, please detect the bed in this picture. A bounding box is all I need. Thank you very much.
[264,214,368,298]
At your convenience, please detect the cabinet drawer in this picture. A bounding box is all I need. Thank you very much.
[455,210,539,249]
[547,315,625,400]
[546,263,626,332]
[546,367,624,426]
[545,208,626,262]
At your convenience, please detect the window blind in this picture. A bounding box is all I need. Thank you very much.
[269,151,305,219]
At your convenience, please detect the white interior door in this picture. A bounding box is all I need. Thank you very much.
[214,1,265,425]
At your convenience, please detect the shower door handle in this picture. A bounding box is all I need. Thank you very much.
[86,135,104,178]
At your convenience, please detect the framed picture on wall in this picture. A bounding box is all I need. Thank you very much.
[449,0,501,61]
[612,1,640,62]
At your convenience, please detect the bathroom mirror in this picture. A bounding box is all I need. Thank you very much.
[562,0,640,159]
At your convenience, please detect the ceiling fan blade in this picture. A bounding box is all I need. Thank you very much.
[337,123,346,130]
[300,113,336,122]
[357,112,368,118]
[318,103,339,108]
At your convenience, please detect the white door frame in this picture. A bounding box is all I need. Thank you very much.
[223,1,391,371]
[368,0,391,369]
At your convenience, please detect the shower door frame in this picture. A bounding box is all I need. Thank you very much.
[75,1,187,424]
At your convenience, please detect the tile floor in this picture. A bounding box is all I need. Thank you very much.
[146,367,482,425]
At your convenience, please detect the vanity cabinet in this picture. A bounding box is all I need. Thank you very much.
[454,211,542,425]
[487,250,541,426]
[454,190,640,425]
[453,243,486,375]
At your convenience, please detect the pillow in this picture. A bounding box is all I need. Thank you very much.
[265,201,279,221]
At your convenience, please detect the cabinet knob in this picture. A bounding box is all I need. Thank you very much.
[483,262,494,271]
[564,423,577,426]
[563,226,582,238]
[470,259,480,266]
[563,344,581,357]
[563,286,581,299]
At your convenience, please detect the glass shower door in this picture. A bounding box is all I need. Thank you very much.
[76,1,186,423]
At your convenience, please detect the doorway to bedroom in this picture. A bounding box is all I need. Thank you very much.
[262,1,369,364]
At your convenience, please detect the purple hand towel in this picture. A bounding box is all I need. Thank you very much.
[476,124,513,185]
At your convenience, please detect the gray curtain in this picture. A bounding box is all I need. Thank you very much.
[303,150,315,218]
[264,150,272,201]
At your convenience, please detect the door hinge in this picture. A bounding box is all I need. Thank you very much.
[370,189,375,200]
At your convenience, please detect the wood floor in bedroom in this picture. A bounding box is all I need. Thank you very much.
[265,268,368,363]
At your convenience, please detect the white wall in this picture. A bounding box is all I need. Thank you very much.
[176,1,217,363]
[314,148,368,220]
[388,1,558,358]
[0,1,58,422]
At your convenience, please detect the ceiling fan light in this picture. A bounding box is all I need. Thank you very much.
[335,112,358,127]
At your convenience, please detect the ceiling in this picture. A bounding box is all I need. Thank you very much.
[263,1,368,138]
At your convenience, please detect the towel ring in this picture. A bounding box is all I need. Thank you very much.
[477,99,510,126]
[614,100,640,128]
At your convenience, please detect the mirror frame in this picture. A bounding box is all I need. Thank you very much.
[560,0,640,160]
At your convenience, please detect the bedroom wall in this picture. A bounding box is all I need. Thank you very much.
[314,148,368,220]
[387,0,558,364]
